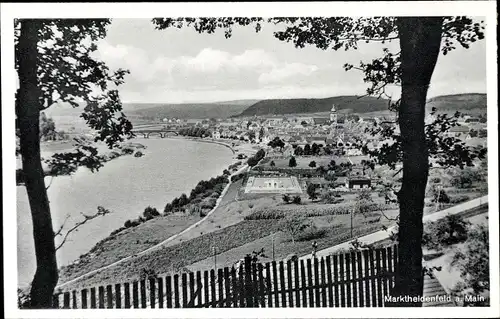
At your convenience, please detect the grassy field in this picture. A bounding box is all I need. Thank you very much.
[58,214,202,282]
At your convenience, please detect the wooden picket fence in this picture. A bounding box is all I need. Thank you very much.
[53,245,398,308]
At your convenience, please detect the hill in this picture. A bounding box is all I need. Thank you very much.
[426,93,486,112]
[125,101,256,120]
[235,96,391,117]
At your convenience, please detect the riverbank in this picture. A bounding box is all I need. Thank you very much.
[18,138,236,289]
[56,162,249,289]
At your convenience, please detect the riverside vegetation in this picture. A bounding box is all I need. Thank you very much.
[57,161,244,286]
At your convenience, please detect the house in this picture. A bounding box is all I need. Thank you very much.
[465,117,480,124]
[212,130,221,139]
[445,125,470,138]
[313,117,331,126]
[345,176,372,189]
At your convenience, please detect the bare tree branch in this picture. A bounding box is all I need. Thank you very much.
[54,206,111,251]
[45,176,54,190]
[53,214,71,238]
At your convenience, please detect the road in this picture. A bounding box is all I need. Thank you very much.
[299,195,488,260]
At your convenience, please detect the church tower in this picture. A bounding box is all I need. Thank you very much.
[329,104,338,124]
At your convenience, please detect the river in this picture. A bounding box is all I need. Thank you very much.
[17,138,234,287]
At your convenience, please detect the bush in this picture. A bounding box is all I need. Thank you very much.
[297,225,328,241]
[143,206,160,220]
[430,177,441,184]
[423,215,471,250]
[124,219,133,228]
[292,196,302,204]
[449,195,471,204]
[282,194,291,204]
[244,209,285,220]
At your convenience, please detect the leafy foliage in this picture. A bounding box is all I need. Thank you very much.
[451,223,489,294]
[278,213,311,243]
[288,156,297,167]
[307,183,319,200]
[422,215,470,250]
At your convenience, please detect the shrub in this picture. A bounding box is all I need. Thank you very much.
[449,195,471,204]
[143,206,160,220]
[422,215,471,250]
[297,225,328,241]
[307,184,319,201]
[124,219,133,228]
[282,194,291,204]
[451,224,489,294]
[289,156,297,167]
[248,202,254,209]
[430,177,441,184]
[292,196,302,204]
[244,209,286,220]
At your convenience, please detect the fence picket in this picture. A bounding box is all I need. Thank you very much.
[173,274,180,308]
[204,271,209,308]
[132,281,139,308]
[244,258,253,307]
[326,256,333,307]
[363,250,370,307]
[149,278,156,308]
[387,246,393,296]
[369,250,377,307]
[313,258,319,307]
[345,253,352,307]
[140,280,147,308]
[356,251,364,307]
[98,286,105,309]
[224,267,231,307]
[272,261,279,306]
[339,254,345,307]
[72,291,77,309]
[157,278,163,308]
[320,257,326,307]
[124,283,130,308]
[181,273,188,308]
[210,270,216,308]
[265,262,273,307]
[238,264,245,307]
[351,252,358,307]
[300,259,307,307]
[217,268,224,307]
[166,275,173,308]
[376,249,383,306]
[258,263,265,307]
[196,271,203,308]
[286,260,293,307]
[81,289,88,309]
[252,262,259,307]
[63,292,70,309]
[294,259,300,307]
[333,254,339,307]
[307,258,314,307]
[231,267,238,307]
[115,283,122,309]
[106,285,113,308]
[279,261,287,307]
[189,272,195,307]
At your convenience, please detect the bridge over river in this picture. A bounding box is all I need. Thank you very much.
[131,128,180,138]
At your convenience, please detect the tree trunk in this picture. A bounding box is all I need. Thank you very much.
[17,19,59,308]
[390,17,443,307]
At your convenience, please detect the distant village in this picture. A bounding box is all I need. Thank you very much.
[153,105,487,194]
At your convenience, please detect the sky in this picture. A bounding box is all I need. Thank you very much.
[94,18,487,104]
